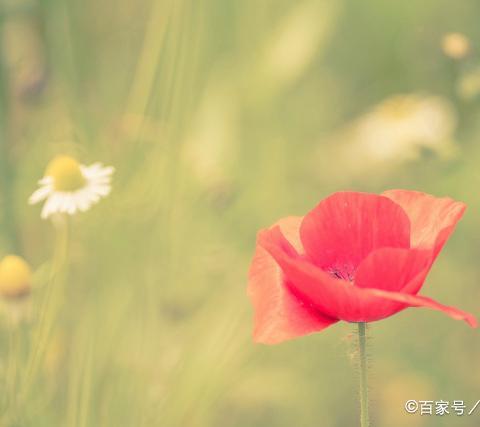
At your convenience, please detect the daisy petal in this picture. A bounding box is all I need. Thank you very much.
[42,193,61,219]
[91,185,111,196]
[29,185,52,204]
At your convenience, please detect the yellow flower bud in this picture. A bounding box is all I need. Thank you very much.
[442,33,470,60]
[0,255,32,299]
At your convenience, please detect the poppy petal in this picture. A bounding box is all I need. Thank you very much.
[260,227,369,321]
[352,247,434,320]
[248,218,337,344]
[382,190,466,257]
[260,230,474,325]
[364,288,477,328]
[300,192,411,272]
[355,247,432,293]
[258,232,477,327]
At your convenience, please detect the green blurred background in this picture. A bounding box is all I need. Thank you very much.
[1,0,480,426]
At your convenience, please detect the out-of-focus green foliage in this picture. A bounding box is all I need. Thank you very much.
[0,0,480,426]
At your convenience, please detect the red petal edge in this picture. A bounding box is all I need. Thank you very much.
[248,217,337,344]
[382,189,466,258]
[364,288,477,328]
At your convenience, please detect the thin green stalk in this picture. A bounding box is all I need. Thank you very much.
[358,322,370,427]
[5,325,20,414]
[0,12,20,253]
[21,216,70,399]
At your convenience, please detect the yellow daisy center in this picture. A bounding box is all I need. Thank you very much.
[0,255,32,299]
[46,155,86,191]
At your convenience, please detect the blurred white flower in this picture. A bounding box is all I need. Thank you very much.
[349,94,457,163]
[29,155,114,219]
[317,94,458,181]
[183,81,238,187]
[260,0,338,87]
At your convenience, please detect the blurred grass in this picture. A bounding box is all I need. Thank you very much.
[0,0,480,426]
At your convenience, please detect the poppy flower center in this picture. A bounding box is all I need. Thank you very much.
[46,155,86,192]
[327,265,355,282]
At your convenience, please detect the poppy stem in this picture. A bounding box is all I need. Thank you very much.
[357,322,370,427]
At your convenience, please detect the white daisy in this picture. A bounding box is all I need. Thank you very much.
[29,155,114,219]
[350,94,457,163]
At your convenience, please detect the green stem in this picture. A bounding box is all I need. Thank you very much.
[5,326,19,414]
[358,322,370,427]
[21,217,70,399]
[0,11,20,253]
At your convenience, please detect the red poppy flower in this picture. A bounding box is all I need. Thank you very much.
[248,190,477,344]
